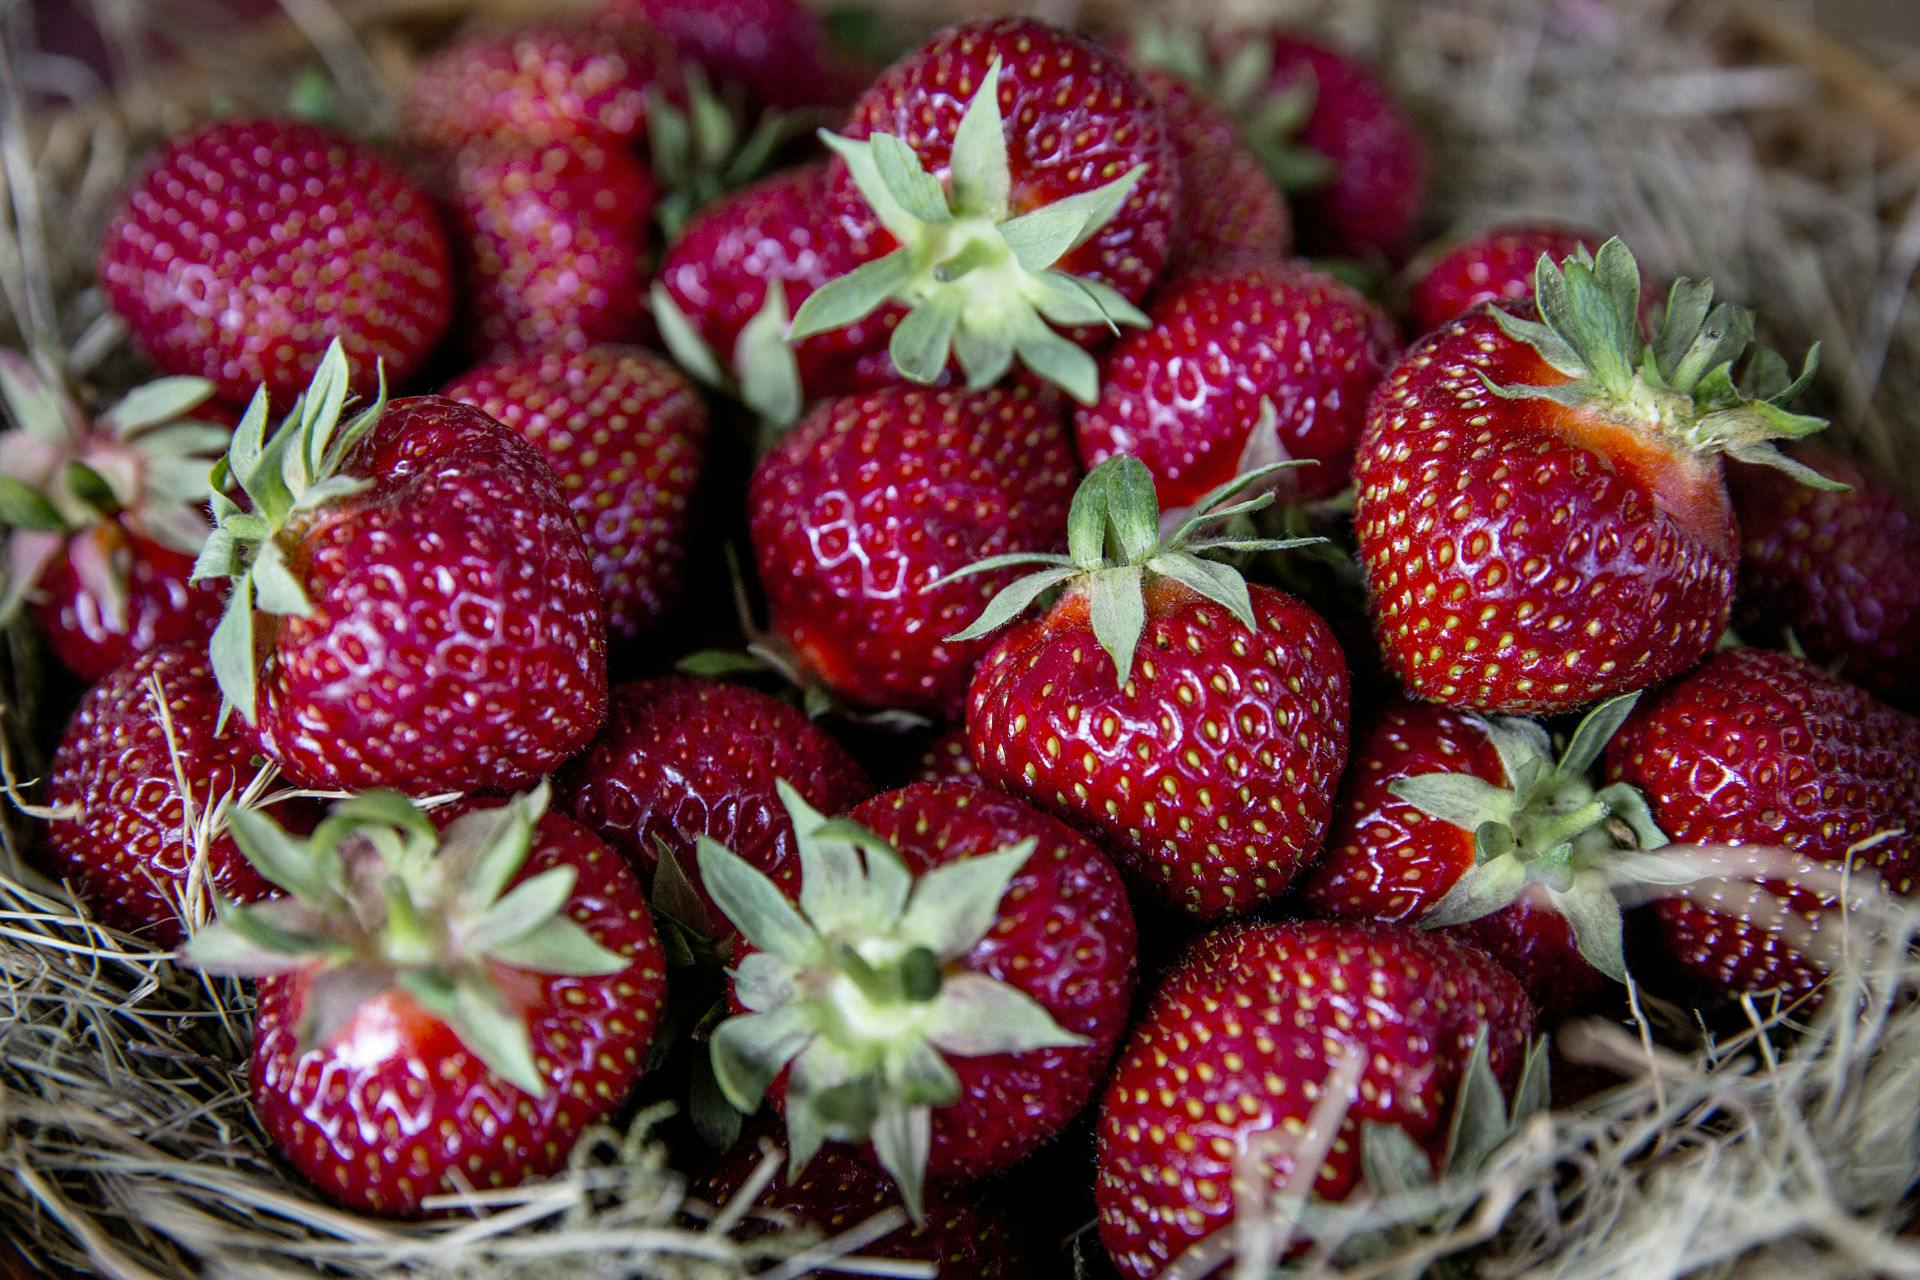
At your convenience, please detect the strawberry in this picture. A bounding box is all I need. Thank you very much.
[43,643,301,946]
[957,456,1350,919]
[1095,919,1537,1277]
[556,675,872,945]
[400,13,679,151]
[192,343,607,794]
[1729,446,1920,709]
[98,118,453,404]
[0,359,231,679]
[182,787,666,1216]
[1405,223,1604,335]
[700,780,1136,1217]
[1356,239,1836,714]
[1137,67,1291,273]
[611,0,841,111]
[1073,261,1397,510]
[910,726,980,787]
[747,384,1077,719]
[787,18,1180,404]
[439,135,656,361]
[441,346,708,641]
[1300,695,1671,1016]
[1605,647,1920,1000]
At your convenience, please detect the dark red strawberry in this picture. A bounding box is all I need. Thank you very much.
[1137,67,1291,273]
[442,346,707,640]
[0,359,231,679]
[911,727,980,787]
[43,643,300,947]
[1074,261,1397,510]
[1096,919,1537,1277]
[789,18,1180,404]
[699,1129,1034,1276]
[1730,447,1920,709]
[747,384,1077,718]
[193,343,607,794]
[701,780,1136,1217]
[1356,239,1836,714]
[1301,695,1670,1016]
[440,135,655,360]
[183,787,666,1216]
[958,456,1349,919]
[99,118,453,404]
[1606,647,1920,1000]
[400,13,679,150]
[556,675,872,943]
[1405,223,1604,334]
[611,0,843,111]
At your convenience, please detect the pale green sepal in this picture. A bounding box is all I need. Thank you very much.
[890,292,963,384]
[710,1004,815,1113]
[871,1102,933,1225]
[900,840,1035,958]
[947,61,1010,217]
[101,377,216,435]
[650,283,730,389]
[0,476,67,532]
[1008,314,1099,406]
[819,130,922,243]
[1144,553,1254,632]
[736,281,804,427]
[0,353,77,442]
[1419,853,1528,929]
[181,898,344,975]
[732,950,796,1013]
[1088,566,1146,686]
[466,866,577,952]
[943,566,1077,643]
[1442,1031,1507,1174]
[1549,872,1628,982]
[1388,773,1515,831]
[209,575,258,724]
[869,133,950,226]
[1558,692,1641,779]
[924,973,1088,1056]
[1359,1121,1430,1199]
[1722,440,1849,491]
[487,918,629,977]
[249,541,311,616]
[439,970,546,1097]
[697,835,818,963]
[787,248,914,343]
[227,805,332,900]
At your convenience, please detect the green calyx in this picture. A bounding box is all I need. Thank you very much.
[1389,693,1686,983]
[0,353,229,623]
[787,59,1151,406]
[700,780,1085,1223]
[181,784,629,1097]
[652,279,804,430]
[191,340,386,725]
[649,69,814,241]
[941,450,1323,686]
[1484,238,1842,489]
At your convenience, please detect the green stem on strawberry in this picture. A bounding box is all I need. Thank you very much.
[651,279,804,429]
[648,68,819,241]
[698,780,1085,1222]
[786,59,1150,405]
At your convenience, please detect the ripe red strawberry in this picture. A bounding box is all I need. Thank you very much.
[183,787,666,1216]
[400,13,679,150]
[1729,447,1920,709]
[611,0,843,111]
[1137,67,1291,273]
[441,346,707,640]
[43,643,300,947]
[701,780,1136,1216]
[1356,239,1836,714]
[193,343,607,794]
[1605,647,1920,999]
[911,727,980,786]
[0,360,231,679]
[440,136,656,361]
[699,1131,1034,1277]
[1405,223,1604,334]
[747,384,1077,718]
[1096,919,1536,1277]
[1074,261,1397,510]
[556,675,872,944]
[789,18,1180,404]
[1300,695,1670,1016]
[98,118,453,404]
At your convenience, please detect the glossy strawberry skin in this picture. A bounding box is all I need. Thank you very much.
[400,15,679,150]
[252,804,665,1217]
[911,726,981,787]
[1075,262,1397,508]
[658,164,893,395]
[45,644,283,947]
[441,137,656,361]
[99,119,453,404]
[556,675,872,937]
[1730,449,1920,709]
[969,579,1350,920]
[1300,701,1606,1016]
[442,347,707,640]
[1356,306,1736,714]
[827,18,1179,313]
[1139,68,1290,273]
[257,396,608,795]
[1405,224,1601,335]
[34,523,226,682]
[1605,648,1920,999]
[748,385,1078,718]
[1097,918,1533,1278]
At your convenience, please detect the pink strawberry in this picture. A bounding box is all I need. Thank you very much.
[442,346,707,640]
[1137,67,1291,273]
[99,118,453,403]
[183,787,666,1216]
[1074,260,1397,510]
[1405,223,1605,334]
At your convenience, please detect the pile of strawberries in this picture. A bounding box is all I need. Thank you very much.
[11,1,1920,1275]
